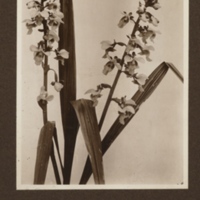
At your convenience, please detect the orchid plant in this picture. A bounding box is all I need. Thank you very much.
[24,0,183,185]
[24,0,70,184]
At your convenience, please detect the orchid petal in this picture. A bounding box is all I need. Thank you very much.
[37,95,41,102]
[35,60,42,65]
[124,54,133,62]
[40,86,45,93]
[126,63,138,76]
[151,16,159,26]
[103,66,113,75]
[34,52,44,65]
[54,82,63,92]
[46,95,54,101]
[29,8,38,18]
[27,1,36,9]
[139,85,145,92]
[125,99,136,106]
[27,28,33,35]
[60,59,64,65]
[138,51,150,61]
[115,63,122,70]
[23,19,32,23]
[103,61,115,75]
[30,45,38,52]
[153,3,161,10]
[145,45,155,51]
[92,91,102,96]
[53,16,63,23]
[119,113,127,125]
[91,97,98,107]
[124,106,135,114]
[132,37,144,48]
[140,13,148,22]
[59,49,69,59]
[134,57,145,63]
[85,89,97,95]
[55,10,64,18]
[125,45,134,53]
[43,51,51,56]
[40,10,49,19]
[49,30,60,42]
[101,40,113,50]
[146,54,152,62]
[136,74,148,85]
[118,16,129,28]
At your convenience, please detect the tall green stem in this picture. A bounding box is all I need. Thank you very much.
[43,44,48,123]
[43,60,48,124]
[42,4,49,125]
[98,17,140,131]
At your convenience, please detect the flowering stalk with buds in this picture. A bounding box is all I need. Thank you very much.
[78,0,183,184]
[24,0,69,184]
[85,0,161,130]
[24,0,69,123]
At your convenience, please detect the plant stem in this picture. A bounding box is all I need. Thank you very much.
[42,18,48,125]
[43,65,48,124]
[98,17,140,131]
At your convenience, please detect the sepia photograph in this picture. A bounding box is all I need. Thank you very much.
[17,0,188,189]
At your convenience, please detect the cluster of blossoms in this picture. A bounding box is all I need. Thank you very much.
[24,0,63,34]
[85,0,161,124]
[24,0,69,106]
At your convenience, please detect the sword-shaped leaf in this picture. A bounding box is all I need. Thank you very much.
[72,99,105,184]
[34,121,55,184]
[50,142,62,184]
[79,62,183,184]
[53,127,64,177]
[59,0,79,184]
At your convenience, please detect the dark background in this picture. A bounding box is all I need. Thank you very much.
[0,0,199,199]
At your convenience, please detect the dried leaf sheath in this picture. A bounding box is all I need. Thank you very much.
[34,122,55,184]
[72,99,105,184]
[59,0,79,184]
[79,62,178,184]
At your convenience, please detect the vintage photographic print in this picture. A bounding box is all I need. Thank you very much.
[17,0,188,189]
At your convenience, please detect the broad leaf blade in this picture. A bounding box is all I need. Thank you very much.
[72,99,105,184]
[34,121,55,184]
[59,0,79,184]
[80,62,179,184]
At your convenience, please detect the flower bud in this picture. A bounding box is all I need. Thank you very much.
[51,82,64,92]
